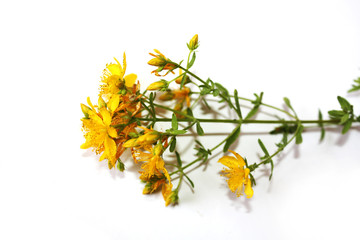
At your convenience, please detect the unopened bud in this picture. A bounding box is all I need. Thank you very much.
[188,34,199,50]
[137,131,160,145]
[146,80,168,91]
[159,91,175,101]
[98,96,106,109]
[175,75,190,85]
[81,104,91,118]
[123,138,138,148]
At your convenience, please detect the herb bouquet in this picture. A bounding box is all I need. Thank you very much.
[80,35,360,206]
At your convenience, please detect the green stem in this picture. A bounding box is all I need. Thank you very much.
[136,117,339,125]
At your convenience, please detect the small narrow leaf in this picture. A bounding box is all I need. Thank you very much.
[175,151,182,167]
[337,96,351,112]
[234,89,243,119]
[184,174,195,188]
[172,113,178,130]
[340,113,350,125]
[269,159,274,180]
[342,120,352,134]
[318,110,325,142]
[186,107,194,117]
[258,139,270,156]
[196,122,204,136]
[223,125,241,152]
[295,125,304,144]
[170,137,176,152]
[328,110,345,119]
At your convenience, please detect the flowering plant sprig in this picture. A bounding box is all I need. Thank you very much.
[80,35,360,206]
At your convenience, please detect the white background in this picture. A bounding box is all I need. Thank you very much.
[1,0,360,239]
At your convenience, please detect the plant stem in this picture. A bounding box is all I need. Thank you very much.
[137,117,339,125]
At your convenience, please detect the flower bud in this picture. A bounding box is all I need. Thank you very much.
[159,91,175,101]
[123,138,138,148]
[175,75,190,85]
[146,80,168,91]
[98,96,106,109]
[154,143,164,156]
[81,103,92,118]
[188,34,199,50]
[137,131,160,146]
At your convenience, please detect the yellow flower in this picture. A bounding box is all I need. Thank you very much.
[218,150,254,198]
[162,183,178,206]
[100,53,138,99]
[148,49,177,76]
[134,144,171,184]
[81,97,119,168]
[142,174,166,194]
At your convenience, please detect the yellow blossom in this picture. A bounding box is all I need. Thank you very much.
[81,97,119,168]
[100,53,138,99]
[134,144,171,184]
[148,49,177,76]
[218,150,254,198]
[162,183,178,206]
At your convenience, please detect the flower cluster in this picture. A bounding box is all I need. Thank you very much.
[80,34,359,206]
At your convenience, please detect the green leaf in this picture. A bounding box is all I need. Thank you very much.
[340,113,350,125]
[172,113,178,130]
[187,52,196,69]
[337,96,351,112]
[186,107,193,117]
[283,97,296,115]
[234,89,242,119]
[328,110,345,119]
[223,125,241,152]
[170,137,176,152]
[269,159,274,180]
[318,110,325,142]
[196,121,204,136]
[295,125,304,144]
[175,151,182,167]
[258,139,270,156]
[342,120,352,134]
[169,129,187,135]
[245,106,259,120]
[184,173,195,188]
[348,77,360,93]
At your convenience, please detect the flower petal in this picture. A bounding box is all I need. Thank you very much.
[100,108,112,126]
[124,73,137,88]
[228,150,245,167]
[218,156,239,169]
[108,94,120,113]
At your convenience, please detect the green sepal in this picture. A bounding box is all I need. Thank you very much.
[117,159,125,172]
